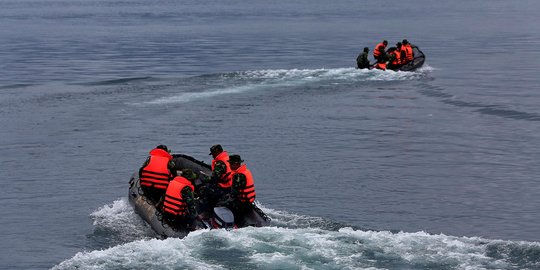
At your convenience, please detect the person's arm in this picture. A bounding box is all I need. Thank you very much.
[212,160,227,182]
[181,187,196,218]
[231,173,247,198]
[168,160,177,177]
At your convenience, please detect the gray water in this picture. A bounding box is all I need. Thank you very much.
[1,0,540,269]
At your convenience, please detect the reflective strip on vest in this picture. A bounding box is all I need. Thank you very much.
[234,165,256,203]
[403,45,414,61]
[140,154,172,190]
[163,176,194,216]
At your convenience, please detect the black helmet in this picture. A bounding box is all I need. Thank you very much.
[181,169,197,181]
[363,47,369,52]
[228,154,243,164]
[156,145,169,152]
[383,40,388,45]
[402,39,409,45]
[209,144,223,155]
[396,42,402,47]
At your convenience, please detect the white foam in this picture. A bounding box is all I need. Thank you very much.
[90,198,153,240]
[52,237,226,270]
[142,84,257,105]
[58,206,522,270]
[134,67,430,106]
[339,228,510,270]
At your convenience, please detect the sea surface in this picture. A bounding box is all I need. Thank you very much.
[1,0,540,269]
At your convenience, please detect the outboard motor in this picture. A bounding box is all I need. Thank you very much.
[211,207,235,229]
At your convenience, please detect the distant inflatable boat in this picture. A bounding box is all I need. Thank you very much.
[128,153,270,238]
[388,45,426,71]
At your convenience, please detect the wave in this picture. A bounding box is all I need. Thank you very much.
[134,67,432,106]
[53,198,540,270]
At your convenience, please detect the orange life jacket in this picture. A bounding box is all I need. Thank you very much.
[162,176,194,217]
[392,49,402,65]
[402,44,414,62]
[373,43,386,58]
[375,62,387,70]
[231,164,256,203]
[211,151,232,188]
[140,148,173,190]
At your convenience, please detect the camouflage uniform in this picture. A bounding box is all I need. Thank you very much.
[356,51,370,69]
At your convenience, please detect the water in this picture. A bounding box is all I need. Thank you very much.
[1,0,540,269]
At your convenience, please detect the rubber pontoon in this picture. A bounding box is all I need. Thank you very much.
[128,153,270,238]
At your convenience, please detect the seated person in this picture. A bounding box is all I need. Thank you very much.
[139,145,175,203]
[162,169,198,230]
[200,144,232,209]
[223,155,257,226]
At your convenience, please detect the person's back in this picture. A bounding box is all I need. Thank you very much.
[139,145,175,203]
[162,169,197,230]
[373,40,388,62]
[401,39,414,64]
[356,47,371,69]
[388,43,403,70]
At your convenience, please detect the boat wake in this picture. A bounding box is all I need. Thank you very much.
[53,198,540,270]
[132,67,433,106]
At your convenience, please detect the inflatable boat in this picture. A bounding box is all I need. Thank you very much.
[128,153,270,238]
[386,45,425,71]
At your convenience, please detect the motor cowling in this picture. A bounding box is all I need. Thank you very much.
[212,207,235,229]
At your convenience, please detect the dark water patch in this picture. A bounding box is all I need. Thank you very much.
[418,85,540,122]
[475,107,540,121]
[418,88,454,99]
[0,83,34,90]
[442,99,490,108]
[196,236,254,267]
[75,76,152,86]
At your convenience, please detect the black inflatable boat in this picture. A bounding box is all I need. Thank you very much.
[382,45,426,72]
[128,153,270,238]
[395,45,426,71]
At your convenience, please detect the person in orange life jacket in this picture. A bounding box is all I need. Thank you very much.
[373,40,388,62]
[387,42,403,70]
[224,154,257,225]
[162,168,198,230]
[200,144,233,209]
[401,39,414,64]
[139,145,176,203]
[209,144,232,189]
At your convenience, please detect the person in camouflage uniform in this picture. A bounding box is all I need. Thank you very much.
[226,154,257,225]
[199,144,232,210]
[356,47,371,69]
